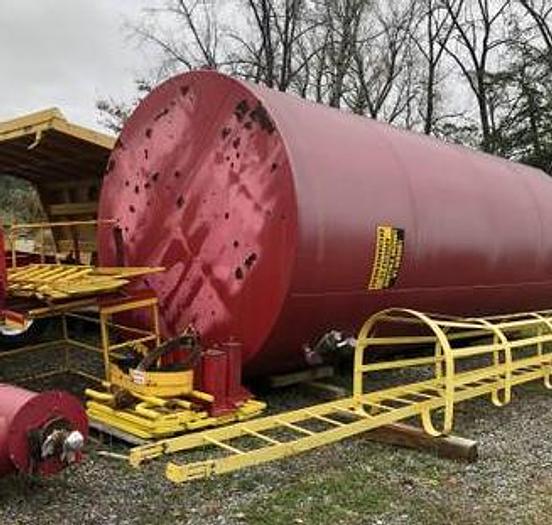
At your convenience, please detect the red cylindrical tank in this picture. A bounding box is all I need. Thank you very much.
[98,70,552,376]
[0,385,88,477]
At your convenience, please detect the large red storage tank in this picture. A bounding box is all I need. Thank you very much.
[98,70,552,376]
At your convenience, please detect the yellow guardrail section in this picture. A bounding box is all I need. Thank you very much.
[353,308,552,436]
[129,308,552,483]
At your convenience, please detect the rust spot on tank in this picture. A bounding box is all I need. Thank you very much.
[154,108,169,121]
[176,195,185,208]
[181,85,189,97]
[129,205,136,213]
[232,137,241,149]
[250,103,275,134]
[233,240,239,248]
[144,149,149,160]
[235,267,244,280]
[224,212,230,220]
[244,121,253,130]
[234,100,250,121]
[151,172,159,182]
[144,181,151,189]
[134,185,140,194]
[145,128,152,138]
[174,170,181,178]
[125,180,130,187]
[271,162,278,171]
[244,253,258,269]
[221,127,231,139]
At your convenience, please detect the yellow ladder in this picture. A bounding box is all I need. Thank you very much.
[131,394,424,482]
[129,308,552,483]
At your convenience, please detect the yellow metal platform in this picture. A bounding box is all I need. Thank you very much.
[87,386,266,440]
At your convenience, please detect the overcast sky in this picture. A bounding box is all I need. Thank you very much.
[0,0,158,134]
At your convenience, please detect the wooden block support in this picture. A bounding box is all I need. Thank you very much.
[268,366,334,388]
[89,419,150,446]
[49,202,98,216]
[364,423,478,462]
[304,381,347,400]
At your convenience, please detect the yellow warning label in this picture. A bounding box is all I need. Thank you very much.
[368,225,405,290]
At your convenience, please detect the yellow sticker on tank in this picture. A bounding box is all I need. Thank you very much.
[368,225,404,290]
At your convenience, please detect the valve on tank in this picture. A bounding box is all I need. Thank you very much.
[303,330,357,367]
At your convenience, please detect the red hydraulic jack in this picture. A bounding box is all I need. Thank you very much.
[201,340,251,416]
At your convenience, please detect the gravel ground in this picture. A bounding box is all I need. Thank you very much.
[0,374,551,525]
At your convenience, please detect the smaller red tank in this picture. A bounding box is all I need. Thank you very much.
[0,384,88,477]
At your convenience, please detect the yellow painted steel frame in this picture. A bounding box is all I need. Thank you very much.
[140,308,552,483]
[0,288,266,439]
[0,294,162,387]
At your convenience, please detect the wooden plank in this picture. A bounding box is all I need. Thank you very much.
[363,423,478,462]
[41,179,99,191]
[49,202,98,216]
[268,366,335,388]
[304,381,348,400]
[89,419,150,446]
[57,239,97,253]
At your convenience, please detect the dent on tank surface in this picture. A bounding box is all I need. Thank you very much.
[99,70,552,377]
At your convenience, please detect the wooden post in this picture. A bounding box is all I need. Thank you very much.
[363,423,478,462]
[304,381,347,400]
[267,366,335,388]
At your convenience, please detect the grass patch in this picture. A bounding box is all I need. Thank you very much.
[242,464,394,525]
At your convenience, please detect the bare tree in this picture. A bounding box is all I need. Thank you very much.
[316,0,368,108]
[97,0,552,174]
[517,0,552,57]
[230,0,322,92]
[348,1,418,124]
[134,0,222,72]
[410,0,457,134]
[439,0,510,152]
